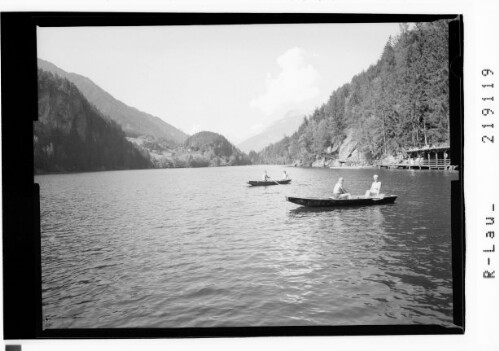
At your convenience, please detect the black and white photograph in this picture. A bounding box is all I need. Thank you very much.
[30,18,463,332]
[5,0,499,349]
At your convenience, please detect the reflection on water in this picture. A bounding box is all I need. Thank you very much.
[38,165,458,328]
[288,203,394,216]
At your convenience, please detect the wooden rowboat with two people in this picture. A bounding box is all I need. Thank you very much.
[286,194,397,207]
[248,179,292,187]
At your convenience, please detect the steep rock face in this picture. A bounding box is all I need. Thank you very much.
[37,58,188,144]
[35,70,152,173]
[336,129,368,164]
[309,129,371,167]
[38,77,90,139]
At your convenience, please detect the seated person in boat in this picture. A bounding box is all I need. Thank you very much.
[262,170,271,181]
[365,174,382,197]
[281,170,289,180]
[332,177,351,199]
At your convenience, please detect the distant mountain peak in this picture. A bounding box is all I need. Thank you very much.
[237,110,306,153]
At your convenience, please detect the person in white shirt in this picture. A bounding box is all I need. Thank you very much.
[262,170,271,181]
[282,170,289,180]
[332,177,351,199]
[365,174,382,197]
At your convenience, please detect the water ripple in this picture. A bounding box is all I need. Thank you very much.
[38,166,457,328]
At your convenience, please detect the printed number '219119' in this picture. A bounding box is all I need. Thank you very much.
[482,69,494,144]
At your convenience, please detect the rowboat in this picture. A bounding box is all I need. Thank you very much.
[248,179,292,186]
[286,195,397,207]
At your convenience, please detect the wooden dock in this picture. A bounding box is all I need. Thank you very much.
[379,159,457,171]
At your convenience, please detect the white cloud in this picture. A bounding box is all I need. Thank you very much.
[250,47,320,116]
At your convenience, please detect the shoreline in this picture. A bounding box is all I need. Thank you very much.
[328,165,376,169]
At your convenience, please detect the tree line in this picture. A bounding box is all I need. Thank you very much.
[35,70,153,173]
[257,21,450,165]
[144,131,252,168]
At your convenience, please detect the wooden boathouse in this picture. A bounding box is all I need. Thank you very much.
[379,144,457,170]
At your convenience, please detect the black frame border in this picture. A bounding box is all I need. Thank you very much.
[1,12,464,339]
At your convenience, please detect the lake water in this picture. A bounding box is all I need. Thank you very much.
[37,165,458,329]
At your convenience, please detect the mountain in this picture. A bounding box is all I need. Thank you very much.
[135,131,251,168]
[237,110,306,153]
[257,20,450,167]
[35,70,153,173]
[182,131,251,167]
[37,58,188,144]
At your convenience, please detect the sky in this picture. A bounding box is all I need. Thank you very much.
[37,23,401,144]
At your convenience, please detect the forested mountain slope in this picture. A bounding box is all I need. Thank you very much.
[137,131,251,168]
[257,21,450,166]
[38,58,188,145]
[35,70,153,173]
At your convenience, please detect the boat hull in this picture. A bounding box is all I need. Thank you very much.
[248,179,291,186]
[286,195,397,207]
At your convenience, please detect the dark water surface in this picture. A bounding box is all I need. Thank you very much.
[37,165,458,328]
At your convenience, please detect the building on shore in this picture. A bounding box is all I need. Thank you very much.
[379,144,457,171]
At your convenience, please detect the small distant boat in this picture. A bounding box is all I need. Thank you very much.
[248,179,292,186]
[286,195,397,207]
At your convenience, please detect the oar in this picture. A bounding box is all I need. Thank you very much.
[269,177,281,185]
